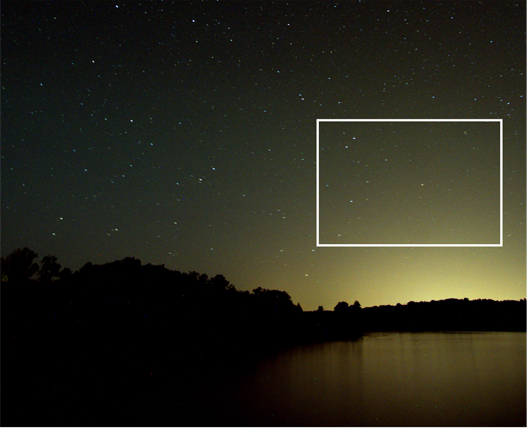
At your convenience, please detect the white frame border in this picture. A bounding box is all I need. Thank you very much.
[316,119,503,248]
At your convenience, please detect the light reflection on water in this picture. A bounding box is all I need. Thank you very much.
[176,332,526,426]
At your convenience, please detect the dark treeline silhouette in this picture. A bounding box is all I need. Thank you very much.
[304,297,526,339]
[360,297,527,332]
[2,248,343,425]
[2,247,526,426]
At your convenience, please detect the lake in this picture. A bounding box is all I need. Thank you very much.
[164,331,526,426]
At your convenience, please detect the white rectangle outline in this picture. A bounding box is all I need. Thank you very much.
[316,119,503,248]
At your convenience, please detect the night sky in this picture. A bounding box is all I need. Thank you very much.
[2,1,526,310]
[318,119,502,245]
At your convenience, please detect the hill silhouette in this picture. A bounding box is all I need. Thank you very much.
[2,247,526,425]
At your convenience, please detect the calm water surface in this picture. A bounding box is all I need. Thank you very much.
[172,332,526,426]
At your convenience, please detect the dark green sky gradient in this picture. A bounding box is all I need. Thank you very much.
[2,1,525,309]
[319,121,501,244]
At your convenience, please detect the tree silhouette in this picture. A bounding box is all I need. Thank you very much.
[334,301,349,312]
[1,247,39,284]
[38,255,61,283]
[59,267,73,284]
[252,287,297,315]
[210,274,232,292]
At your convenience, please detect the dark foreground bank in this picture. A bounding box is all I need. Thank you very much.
[2,249,525,425]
